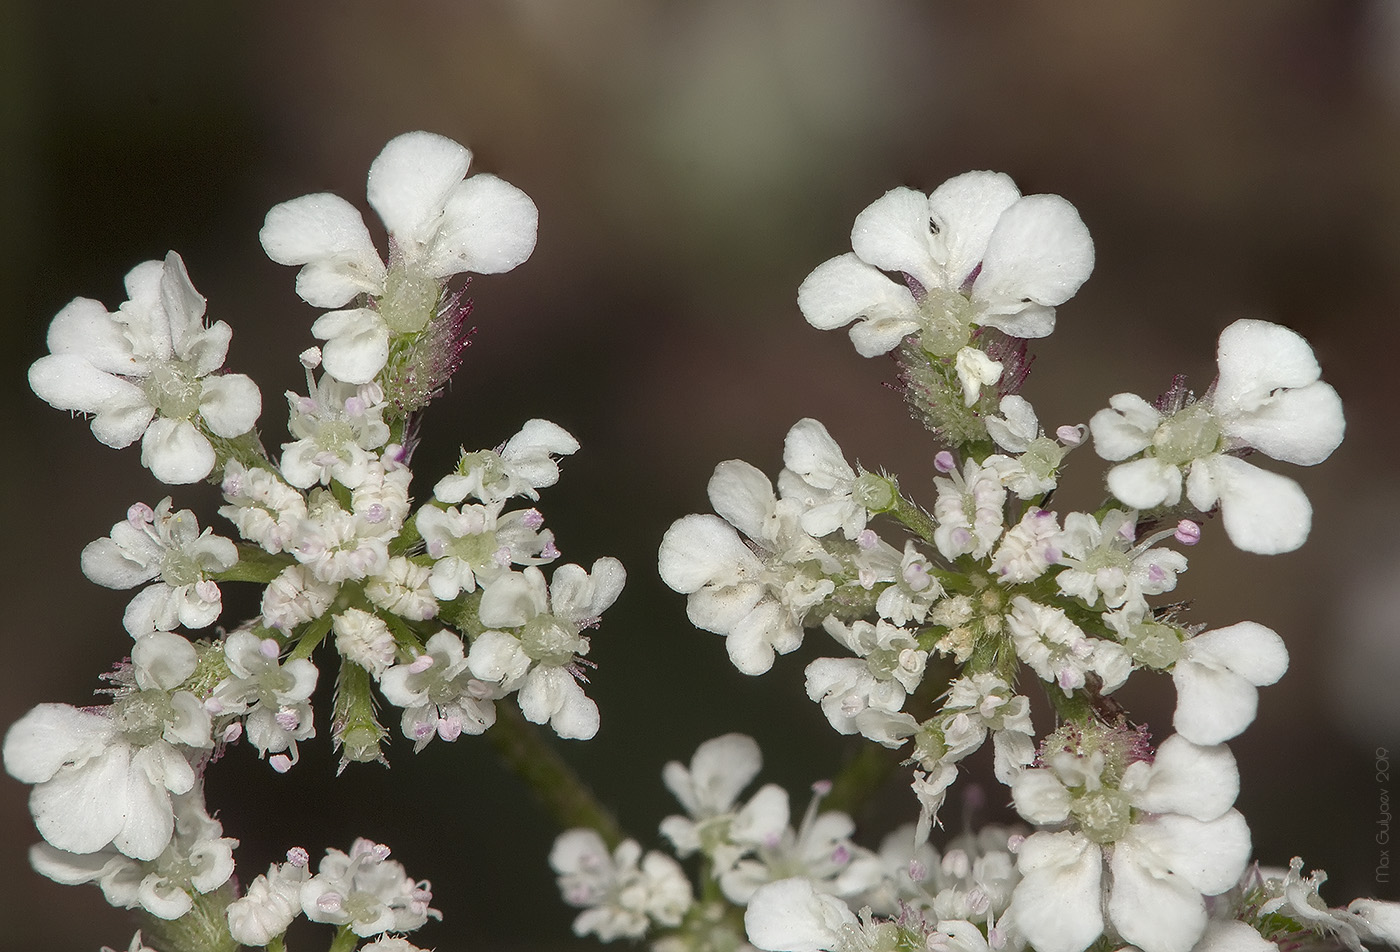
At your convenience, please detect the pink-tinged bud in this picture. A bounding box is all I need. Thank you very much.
[127,502,155,525]
[222,722,243,743]
[831,845,851,865]
[195,579,221,602]
[438,716,464,742]
[934,450,957,473]
[856,528,878,550]
[412,721,435,740]
[811,779,833,796]
[1175,519,1201,545]
[270,754,293,773]
[205,697,226,715]
[1056,424,1086,446]
[1117,520,1137,543]
[316,893,344,913]
[1006,834,1026,853]
[299,347,322,369]
[344,396,365,416]
[275,708,301,731]
[522,509,545,530]
[493,546,513,567]
[540,541,560,560]
[408,654,435,674]
[260,638,281,659]
[382,444,408,469]
[907,859,927,882]
[287,846,310,867]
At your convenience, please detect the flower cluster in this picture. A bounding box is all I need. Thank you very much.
[649,172,1393,952]
[8,132,622,951]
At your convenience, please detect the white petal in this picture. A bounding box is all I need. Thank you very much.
[1221,381,1344,466]
[312,309,390,385]
[31,745,131,855]
[1132,736,1238,821]
[796,253,918,351]
[686,734,762,813]
[141,418,216,485]
[727,601,795,675]
[1107,838,1207,952]
[112,757,176,860]
[745,878,856,952]
[1208,455,1312,554]
[659,515,760,594]
[503,418,579,461]
[1009,831,1104,952]
[428,173,539,277]
[687,583,765,635]
[1090,393,1162,461]
[783,419,853,487]
[1171,661,1258,747]
[1192,920,1275,952]
[1107,457,1183,509]
[259,193,385,307]
[3,704,115,784]
[1128,811,1251,896]
[1186,621,1288,687]
[81,538,158,590]
[198,374,262,437]
[850,187,942,289]
[367,131,471,246]
[1010,770,1072,824]
[46,297,137,374]
[28,354,143,417]
[927,170,1022,287]
[708,460,777,542]
[1213,319,1321,409]
[973,194,1095,309]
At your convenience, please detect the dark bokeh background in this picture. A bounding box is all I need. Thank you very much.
[5,2,1400,949]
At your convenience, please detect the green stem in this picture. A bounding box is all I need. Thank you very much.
[487,704,624,848]
[889,492,939,546]
[822,742,903,816]
[327,925,359,952]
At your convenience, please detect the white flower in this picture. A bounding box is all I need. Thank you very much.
[467,558,625,740]
[659,733,764,859]
[1007,596,1130,695]
[418,502,556,600]
[989,507,1062,584]
[1055,510,1186,613]
[280,375,391,489]
[939,673,1036,783]
[365,557,438,621]
[874,540,943,626]
[797,172,1094,358]
[81,498,238,636]
[1090,319,1345,554]
[551,828,693,940]
[31,790,237,921]
[984,395,1075,498]
[932,458,1006,561]
[28,251,262,483]
[3,632,211,860]
[777,419,867,541]
[220,461,307,554]
[226,850,311,947]
[953,346,1004,407]
[434,419,580,506]
[212,630,318,766]
[380,630,499,749]
[1007,735,1251,952]
[290,489,392,584]
[261,564,338,632]
[1171,621,1288,746]
[719,783,868,904]
[300,839,439,938]
[260,131,538,384]
[333,609,398,678]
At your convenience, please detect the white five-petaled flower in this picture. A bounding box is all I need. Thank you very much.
[550,828,693,941]
[434,419,580,506]
[300,839,440,938]
[28,251,262,483]
[260,131,539,384]
[3,632,211,861]
[1089,318,1345,554]
[777,419,868,541]
[1007,735,1252,952]
[81,498,238,636]
[659,733,764,860]
[212,630,319,767]
[467,558,625,740]
[797,171,1094,358]
[380,630,500,750]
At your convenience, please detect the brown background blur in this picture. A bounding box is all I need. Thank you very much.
[4,2,1400,949]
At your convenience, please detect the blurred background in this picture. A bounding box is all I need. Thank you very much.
[4,1,1400,949]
